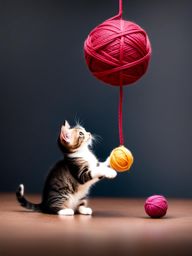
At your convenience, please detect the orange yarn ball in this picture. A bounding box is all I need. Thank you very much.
[109,146,134,172]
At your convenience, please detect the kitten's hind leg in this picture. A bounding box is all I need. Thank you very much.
[58,208,74,216]
[77,200,92,215]
[78,206,92,215]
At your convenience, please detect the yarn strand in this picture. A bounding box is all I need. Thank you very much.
[118,0,123,18]
[118,85,124,145]
[109,0,123,20]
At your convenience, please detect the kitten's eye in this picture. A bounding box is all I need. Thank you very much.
[79,131,84,137]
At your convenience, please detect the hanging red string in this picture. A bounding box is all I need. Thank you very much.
[118,84,124,145]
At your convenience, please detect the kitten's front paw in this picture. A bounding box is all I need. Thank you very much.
[58,208,74,216]
[104,168,117,179]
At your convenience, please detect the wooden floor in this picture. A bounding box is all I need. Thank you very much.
[1,194,192,256]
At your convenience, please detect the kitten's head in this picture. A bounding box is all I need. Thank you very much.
[58,120,93,153]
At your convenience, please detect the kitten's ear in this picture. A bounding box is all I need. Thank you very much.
[60,126,71,144]
[63,120,70,129]
[60,120,71,144]
[60,131,71,144]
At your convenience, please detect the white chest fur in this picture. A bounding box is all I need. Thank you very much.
[67,181,94,210]
[67,147,98,210]
[69,147,98,169]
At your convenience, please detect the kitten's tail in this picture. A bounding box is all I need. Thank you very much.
[16,184,42,212]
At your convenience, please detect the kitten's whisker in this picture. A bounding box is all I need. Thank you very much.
[92,134,103,144]
[74,116,84,128]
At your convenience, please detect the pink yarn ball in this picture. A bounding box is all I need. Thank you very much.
[144,195,168,218]
[84,19,151,86]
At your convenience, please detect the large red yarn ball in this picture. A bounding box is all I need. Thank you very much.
[145,195,168,218]
[84,19,151,86]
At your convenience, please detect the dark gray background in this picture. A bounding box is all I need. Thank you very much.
[0,0,192,197]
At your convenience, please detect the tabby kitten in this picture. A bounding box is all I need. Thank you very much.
[16,120,117,215]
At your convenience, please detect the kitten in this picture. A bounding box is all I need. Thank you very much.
[16,120,117,216]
